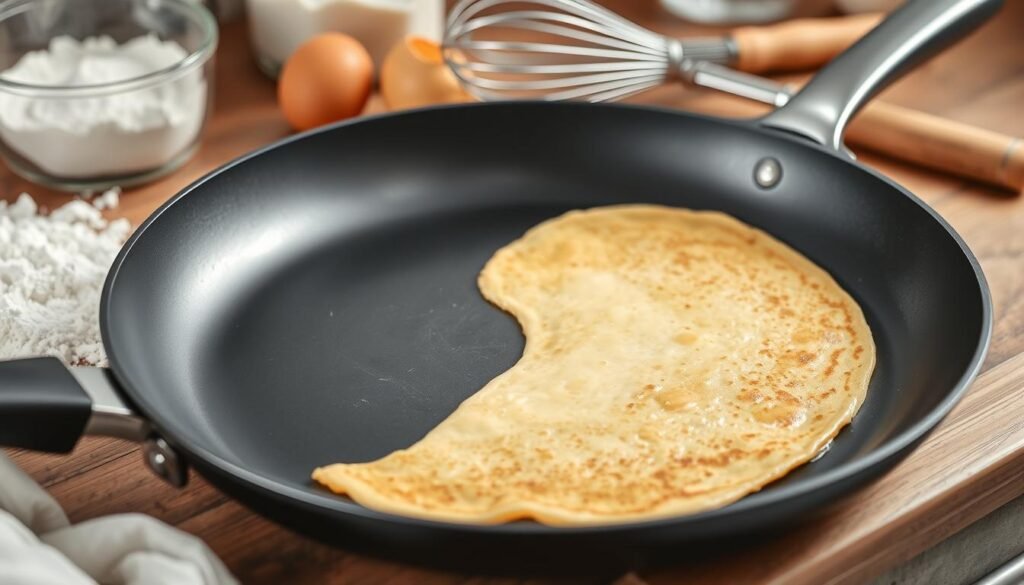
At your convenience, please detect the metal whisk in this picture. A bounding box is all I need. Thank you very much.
[444,0,775,103]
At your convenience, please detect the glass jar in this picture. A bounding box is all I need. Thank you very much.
[0,0,218,190]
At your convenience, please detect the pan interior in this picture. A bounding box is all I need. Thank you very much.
[103,103,986,524]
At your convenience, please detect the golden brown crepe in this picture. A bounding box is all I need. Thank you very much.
[314,204,875,525]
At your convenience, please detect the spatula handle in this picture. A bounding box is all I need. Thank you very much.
[732,13,883,74]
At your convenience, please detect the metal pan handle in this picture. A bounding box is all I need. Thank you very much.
[760,0,1002,152]
[0,357,187,486]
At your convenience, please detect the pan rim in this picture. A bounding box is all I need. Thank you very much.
[100,100,993,536]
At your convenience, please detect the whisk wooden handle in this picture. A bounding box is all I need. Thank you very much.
[732,13,883,74]
[847,101,1024,192]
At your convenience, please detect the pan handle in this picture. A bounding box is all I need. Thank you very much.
[0,357,187,487]
[759,0,1002,152]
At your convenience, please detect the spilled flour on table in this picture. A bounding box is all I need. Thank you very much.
[0,189,129,366]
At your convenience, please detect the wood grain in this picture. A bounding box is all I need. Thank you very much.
[4,2,1024,584]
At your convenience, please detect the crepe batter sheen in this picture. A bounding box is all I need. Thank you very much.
[313,204,876,525]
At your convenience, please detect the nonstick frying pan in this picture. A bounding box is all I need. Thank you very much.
[0,0,996,572]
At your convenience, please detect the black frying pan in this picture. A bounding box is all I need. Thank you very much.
[0,0,997,573]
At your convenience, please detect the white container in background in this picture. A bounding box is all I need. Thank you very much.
[660,0,833,24]
[246,0,443,78]
[835,0,903,13]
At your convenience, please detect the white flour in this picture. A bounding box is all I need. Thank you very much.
[0,191,129,366]
[0,35,206,178]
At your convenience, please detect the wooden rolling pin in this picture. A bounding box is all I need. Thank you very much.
[730,14,1024,192]
[691,63,1024,192]
[725,14,1023,191]
[848,102,1024,193]
[731,13,883,74]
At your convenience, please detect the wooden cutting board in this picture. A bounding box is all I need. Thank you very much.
[5,2,1024,583]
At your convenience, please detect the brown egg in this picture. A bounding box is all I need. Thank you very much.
[278,33,374,131]
[380,36,474,111]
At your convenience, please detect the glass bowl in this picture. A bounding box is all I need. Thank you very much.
[0,0,218,191]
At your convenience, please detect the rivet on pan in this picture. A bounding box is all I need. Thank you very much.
[754,157,782,189]
[143,437,189,488]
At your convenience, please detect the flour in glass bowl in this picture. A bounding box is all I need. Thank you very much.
[0,190,129,366]
[0,35,207,178]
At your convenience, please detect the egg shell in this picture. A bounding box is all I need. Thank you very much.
[380,36,473,111]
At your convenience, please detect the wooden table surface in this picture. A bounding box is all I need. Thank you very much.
[5,2,1024,584]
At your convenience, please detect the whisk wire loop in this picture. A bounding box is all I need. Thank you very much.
[445,0,683,102]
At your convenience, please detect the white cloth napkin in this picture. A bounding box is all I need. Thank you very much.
[0,453,237,585]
